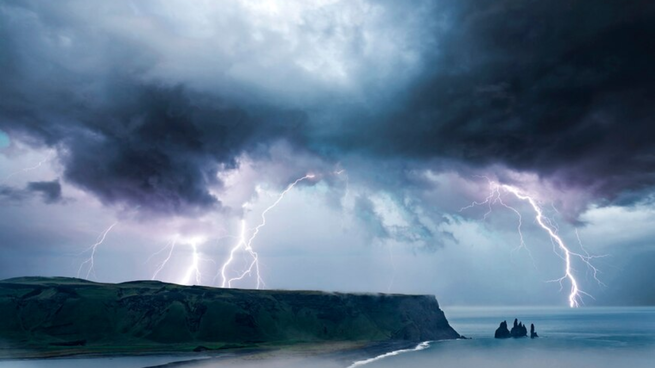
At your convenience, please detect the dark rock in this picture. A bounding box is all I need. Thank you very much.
[510,320,527,338]
[495,318,534,338]
[530,323,539,338]
[494,320,511,338]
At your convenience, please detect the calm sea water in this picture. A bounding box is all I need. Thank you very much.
[2,307,654,368]
[354,307,655,368]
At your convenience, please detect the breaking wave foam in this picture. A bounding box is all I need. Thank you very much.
[347,341,431,368]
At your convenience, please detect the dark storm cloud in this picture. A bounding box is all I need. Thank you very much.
[0,1,306,215]
[331,0,655,204]
[2,0,655,217]
[1,79,305,214]
[26,180,62,204]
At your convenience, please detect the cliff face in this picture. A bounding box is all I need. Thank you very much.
[0,277,460,356]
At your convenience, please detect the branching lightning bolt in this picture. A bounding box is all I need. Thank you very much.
[219,174,315,289]
[574,228,607,287]
[460,179,603,308]
[77,222,118,280]
[180,240,202,285]
[147,236,179,280]
[218,219,250,288]
[147,235,215,285]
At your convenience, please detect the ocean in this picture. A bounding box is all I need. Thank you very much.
[2,307,654,368]
[351,306,655,368]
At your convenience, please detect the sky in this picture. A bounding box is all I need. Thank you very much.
[1,0,654,307]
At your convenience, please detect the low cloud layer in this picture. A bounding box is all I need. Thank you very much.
[26,179,62,204]
[0,179,62,204]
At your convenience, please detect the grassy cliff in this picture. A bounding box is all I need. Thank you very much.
[0,277,460,358]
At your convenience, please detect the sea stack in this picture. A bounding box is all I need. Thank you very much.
[530,323,539,338]
[510,318,528,337]
[495,318,535,338]
[494,320,511,338]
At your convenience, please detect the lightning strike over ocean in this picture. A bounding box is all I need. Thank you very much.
[219,174,315,289]
[460,179,603,307]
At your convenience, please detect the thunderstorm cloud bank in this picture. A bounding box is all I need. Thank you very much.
[1,0,655,305]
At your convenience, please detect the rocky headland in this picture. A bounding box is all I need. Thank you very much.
[0,277,461,358]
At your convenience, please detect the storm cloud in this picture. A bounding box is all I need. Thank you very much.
[1,0,655,216]
[0,0,307,215]
[327,1,655,205]
[2,0,655,306]
[26,179,62,204]
[0,180,62,204]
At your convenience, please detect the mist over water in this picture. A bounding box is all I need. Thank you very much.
[2,307,653,368]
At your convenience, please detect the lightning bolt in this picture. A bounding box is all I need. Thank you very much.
[77,222,118,280]
[147,236,179,281]
[1,152,54,184]
[180,240,202,285]
[146,235,215,285]
[217,219,249,288]
[574,228,607,287]
[218,174,315,289]
[460,179,603,308]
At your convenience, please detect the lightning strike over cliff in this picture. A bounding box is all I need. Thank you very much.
[77,222,118,280]
[460,179,602,308]
[179,239,202,285]
[218,219,250,288]
[219,174,315,289]
[147,236,179,281]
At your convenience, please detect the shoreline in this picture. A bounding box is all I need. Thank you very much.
[142,340,427,368]
[0,340,424,367]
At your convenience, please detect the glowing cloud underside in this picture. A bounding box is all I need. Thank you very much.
[461,180,603,308]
